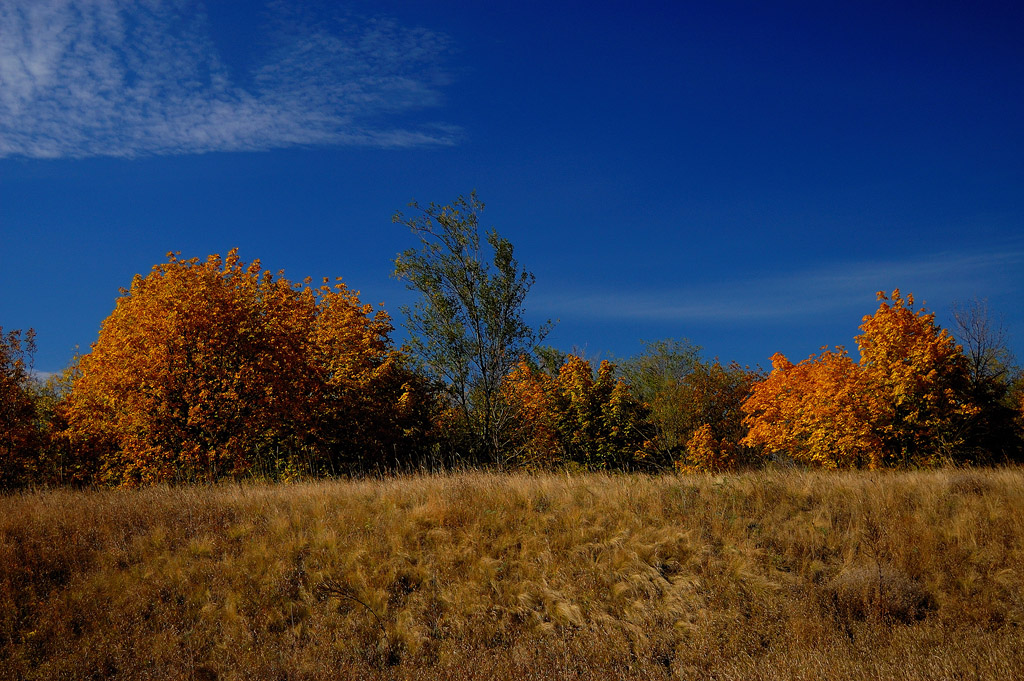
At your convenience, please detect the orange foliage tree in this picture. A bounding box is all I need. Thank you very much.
[308,285,436,472]
[675,360,764,472]
[502,355,654,469]
[618,340,762,472]
[857,290,978,464]
[742,290,978,468]
[62,251,431,484]
[741,348,883,468]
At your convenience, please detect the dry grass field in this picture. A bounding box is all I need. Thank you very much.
[2,467,1023,680]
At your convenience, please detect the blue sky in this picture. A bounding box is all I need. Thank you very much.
[2,0,1022,374]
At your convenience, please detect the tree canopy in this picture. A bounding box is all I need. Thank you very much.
[742,290,981,468]
[61,250,430,484]
[393,192,550,462]
[4,238,1023,487]
[0,328,41,488]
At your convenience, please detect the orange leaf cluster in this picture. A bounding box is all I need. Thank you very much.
[61,250,429,484]
[742,290,978,468]
[741,348,882,468]
[503,355,654,469]
[682,423,739,473]
[856,290,978,464]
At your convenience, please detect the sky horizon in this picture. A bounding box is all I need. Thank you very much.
[2,1,1022,375]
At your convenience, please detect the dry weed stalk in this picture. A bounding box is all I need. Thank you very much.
[313,578,387,637]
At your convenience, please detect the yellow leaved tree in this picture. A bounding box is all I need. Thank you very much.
[741,348,883,468]
[856,289,977,465]
[62,250,431,485]
[502,355,654,469]
[742,290,977,468]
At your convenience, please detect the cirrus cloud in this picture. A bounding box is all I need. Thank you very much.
[533,244,1024,324]
[0,0,459,159]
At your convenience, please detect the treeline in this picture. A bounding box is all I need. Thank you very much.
[2,197,1023,487]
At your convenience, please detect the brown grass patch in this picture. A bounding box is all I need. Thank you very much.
[2,467,1023,679]
[827,564,934,623]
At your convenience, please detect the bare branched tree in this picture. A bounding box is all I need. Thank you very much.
[950,298,1023,462]
[951,298,1015,387]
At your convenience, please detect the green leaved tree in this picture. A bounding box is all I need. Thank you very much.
[393,192,551,463]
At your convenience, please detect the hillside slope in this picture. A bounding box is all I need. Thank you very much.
[3,469,1023,679]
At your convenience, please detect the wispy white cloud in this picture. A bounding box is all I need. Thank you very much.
[0,0,458,158]
[535,245,1024,324]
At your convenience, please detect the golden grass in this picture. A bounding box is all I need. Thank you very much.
[2,467,1023,679]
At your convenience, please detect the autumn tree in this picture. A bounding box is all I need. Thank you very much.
[619,340,761,471]
[62,250,429,485]
[619,339,701,459]
[502,359,560,468]
[0,328,41,488]
[25,363,90,486]
[393,193,551,463]
[675,359,764,472]
[741,348,883,468]
[308,285,438,473]
[857,290,977,465]
[503,354,654,469]
[742,290,979,468]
